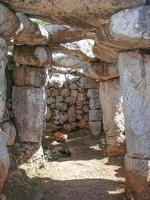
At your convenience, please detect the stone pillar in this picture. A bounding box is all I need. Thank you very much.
[118,51,150,200]
[12,46,52,143]
[87,88,102,135]
[0,38,10,194]
[99,79,126,156]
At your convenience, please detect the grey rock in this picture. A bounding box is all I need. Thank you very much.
[12,86,45,143]
[89,122,101,136]
[89,110,102,122]
[87,89,99,98]
[89,98,100,109]
[0,121,17,146]
[118,51,150,159]
[0,132,9,191]
[13,45,52,67]
[99,78,126,156]
[13,65,50,87]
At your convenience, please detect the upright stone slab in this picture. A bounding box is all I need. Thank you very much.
[12,86,45,143]
[13,65,50,87]
[118,52,150,199]
[0,40,7,122]
[0,132,9,192]
[99,79,126,156]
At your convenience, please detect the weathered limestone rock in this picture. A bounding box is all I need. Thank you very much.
[89,98,100,110]
[60,89,70,97]
[55,102,67,112]
[52,53,88,68]
[13,46,51,67]
[54,110,68,125]
[13,65,50,87]
[0,46,6,122]
[2,0,146,28]
[12,86,45,143]
[46,25,95,45]
[94,6,150,62]
[68,106,76,123]
[99,79,126,156]
[89,110,102,122]
[84,62,119,80]
[80,77,99,89]
[89,122,101,136]
[87,89,99,98]
[0,132,9,192]
[0,121,17,146]
[118,52,150,159]
[0,3,20,40]
[15,13,49,45]
[124,154,150,200]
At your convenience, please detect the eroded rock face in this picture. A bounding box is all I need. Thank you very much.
[0,45,7,122]
[15,13,49,45]
[118,52,150,159]
[124,154,150,200]
[12,86,45,143]
[0,121,17,146]
[1,0,146,28]
[0,132,9,192]
[13,46,51,67]
[94,6,150,62]
[84,62,119,80]
[99,79,126,156]
[0,3,20,40]
[13,65,50,87]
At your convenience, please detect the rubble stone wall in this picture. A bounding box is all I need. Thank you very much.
[45,74,102,135]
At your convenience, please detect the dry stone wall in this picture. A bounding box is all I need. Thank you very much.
[45,74,102,135]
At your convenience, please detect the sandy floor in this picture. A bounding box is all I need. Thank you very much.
[4,130,126,200]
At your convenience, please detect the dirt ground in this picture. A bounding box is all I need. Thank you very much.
[4,129,126,200]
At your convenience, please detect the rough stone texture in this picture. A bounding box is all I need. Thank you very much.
[80,77,99,89]
[89,122,101,136]
[89,110,102,122]
[94,6,150,63]
[0,133,9,192]
[13,46,51,67]
[52,53,89,68]
[13,65,50,87]
[89,98,100,110]
[15,13,49,45]
[84,62,119,80]
[1,0,146,28]
[0,121,17,146]
[118,52,150,159]
[99,79,126,156]
[0,3,20,40]
[87,89,99,98]
[12,86,45,143]
[124,154,150,200]
[45,75,94,133]
[0,47,6,122]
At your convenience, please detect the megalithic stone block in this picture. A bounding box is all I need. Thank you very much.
[0,45,7,122]
[118,51,150,159]
[99,79,126,156]
[94,6,150,62]
[13,65,51,88]
[12,86,45,143]
[15,13,50,45]
[0,0,146,28]
[0,3,20,40]
[0,132,10,192]
[84,62,119,80]
[13,45,52,67]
